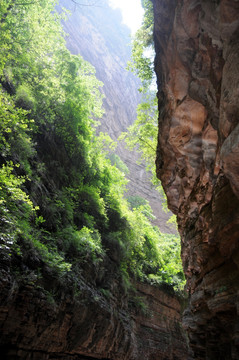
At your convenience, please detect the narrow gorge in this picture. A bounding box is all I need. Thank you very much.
[0,0,187,359]
[1,0,239,359]
[59,0,173,232]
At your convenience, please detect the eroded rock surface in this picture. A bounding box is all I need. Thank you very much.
[153,0,239,358]
[0,268,188,359]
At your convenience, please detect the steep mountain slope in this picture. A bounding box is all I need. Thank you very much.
[59,0,173,232]
[153,0,239,358]
[0,1,189,358]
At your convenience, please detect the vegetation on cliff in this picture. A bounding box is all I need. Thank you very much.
[122,0,184,283]
[123,0,161,191]
[0,0,184,292]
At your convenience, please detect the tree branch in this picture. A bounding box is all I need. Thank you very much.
[138,136,156,152]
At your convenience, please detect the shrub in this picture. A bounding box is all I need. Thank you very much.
[15,84,36,111]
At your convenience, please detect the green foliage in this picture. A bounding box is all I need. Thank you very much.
[123,0,172,207]
[57,226,104,261]
[0,162,33,211]
[0,89,35,162]
[120,95,157,170]
[127,0,154,92]
[15,84,36,111]
[129,295,149,315]
[121,0,184,290]
[151,233,185,291]
[119,93,165,199]
[100,288,111,299]
[122,0,158,184]
[167,214,178,231]
[0,1,13,76]
[127,195,147,210]
[31,238,72,275]
[107,153,129,175]
[0,0,185,294]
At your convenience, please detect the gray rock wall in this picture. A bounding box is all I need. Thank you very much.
[59,0,174,232]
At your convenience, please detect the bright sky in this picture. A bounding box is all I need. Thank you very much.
[109,0,144,34]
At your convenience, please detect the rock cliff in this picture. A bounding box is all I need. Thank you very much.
[153,0,239,358]
[0,1,190,358]
[59,0,173,232]
[0,265,188,359]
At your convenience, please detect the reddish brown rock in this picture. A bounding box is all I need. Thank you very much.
[0,269,188,359]
[153,0,239,358]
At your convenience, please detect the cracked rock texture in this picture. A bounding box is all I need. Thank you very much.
[0,269,188,359]
[153,0,239,358]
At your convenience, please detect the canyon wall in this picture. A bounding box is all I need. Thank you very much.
[153,0,239,358]
[0,2,190,359]
[59,0,173,232]
[0,265,188,359]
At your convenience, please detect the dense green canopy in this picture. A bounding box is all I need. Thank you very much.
[0,0,185,292]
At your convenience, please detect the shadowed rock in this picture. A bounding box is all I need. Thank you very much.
[153,0,239,358]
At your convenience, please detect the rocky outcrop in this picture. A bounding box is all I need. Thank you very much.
[0,267,188,359]
[153,0,239,358]
[59,0,173,233]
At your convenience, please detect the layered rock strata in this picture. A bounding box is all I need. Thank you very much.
[0,268,188,359]
[153,0,239,358]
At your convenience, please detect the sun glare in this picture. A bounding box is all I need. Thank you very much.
[109,0,144,34]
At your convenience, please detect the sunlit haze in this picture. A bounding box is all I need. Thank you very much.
[109,0,144,34]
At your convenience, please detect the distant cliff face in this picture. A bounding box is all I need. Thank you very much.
[59,0,173,232]
[153,0,239,358]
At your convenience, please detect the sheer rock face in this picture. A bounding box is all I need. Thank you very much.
[0,270,188,359]
[58,0,173,233]
[153,0,239,358]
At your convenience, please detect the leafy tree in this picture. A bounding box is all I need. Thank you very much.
[121,0,184,288]
[0,0,185,294]
[127,195,147,210]
[107,153,129,175]
[127,0,154,92]
[121,0,161,191]
[119,93,161,187]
